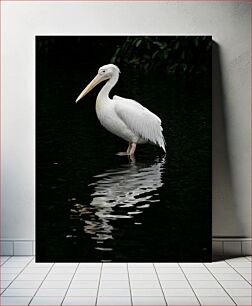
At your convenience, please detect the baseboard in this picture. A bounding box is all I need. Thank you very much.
[0,240,35,256]
[0,238,251,258]
[212,237,251,260]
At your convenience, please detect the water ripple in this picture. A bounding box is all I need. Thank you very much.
[71,156,165,247]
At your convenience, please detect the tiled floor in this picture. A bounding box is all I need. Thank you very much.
[0,256,251,305]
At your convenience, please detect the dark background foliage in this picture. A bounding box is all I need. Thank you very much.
[111,36,212,74]
[37,36,211,74]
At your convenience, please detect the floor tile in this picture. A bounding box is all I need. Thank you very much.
[1,267,23,274]
[157,273,186,281]
[214,273,245,281]
[70,280,99,288]
[79,262,102,267]
[66,288,98,296]
[74,273,100,280]
[129,273,158,281]
[232,296,252,305]
[76,267,101,274]
[207,267,236,274]
[131,288,163,296]
[102,263,127,267]
[53,263,78,267]
[2,261,28,268]
[0,280,13,288]
[35,287,67,296]
[241,273,252,283]
[8,256,33,262]
[225,287,252,296]
[163,288,195,296]
[205,261,230,267]
[50,266,77,273]
[132,296,166,305]
[1,256,251,306]
[98,288,130,296]
[0,296,32,305]
[0,256,10,264]
[186,273,216,281]
[194,288,228,296]
[45,273,73,281]
[128,267,155,274]
[22,267,50,274]
[155,267,182,273]
[154,263,179,268]
[99,281,129,288]
[165,296,200,305]
[160,280,191,288]
[219,280,252,288]
[2,288,37,296]
[62,296,96,305]
[101,273,128,281]
[102,268,128,274]
[180,263,205,267]
[1,274,17,281]
[198,296,236,305]
[16,273,46,281]
[30,296,64,305]
[182,266,209,274]
[40,280,71,288]
[228,261,251,268]
[97,296,131,305]
[128,263,153,268]
[191,279,222,288]
[27,262,53,268]
[8,280,42,289]
[235,267,252,274]
[130,280,160,288]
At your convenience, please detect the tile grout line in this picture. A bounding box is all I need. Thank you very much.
[0,255,12,266]
[153,263,168,306]
[203,263,238,305]
[225,260,252,286]
[95,262,103,306]
[178,263,202,306]
[244,257,251,262]
[28,262,56,305]
[1,256,35,296]
[0,255,12,292]
[61,263,80,305]
[126,263,133,306]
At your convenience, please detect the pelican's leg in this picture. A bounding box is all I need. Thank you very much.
[126,142,132,155]
[129,142,136,155]
[117,142,132,156]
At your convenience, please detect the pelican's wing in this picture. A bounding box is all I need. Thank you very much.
[113,95,166,152]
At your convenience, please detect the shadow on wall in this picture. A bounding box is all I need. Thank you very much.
[212,42,244,238]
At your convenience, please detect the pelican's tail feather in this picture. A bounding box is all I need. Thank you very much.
[158,133,166,153]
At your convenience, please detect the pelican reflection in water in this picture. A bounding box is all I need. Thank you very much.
[71,157,165,250]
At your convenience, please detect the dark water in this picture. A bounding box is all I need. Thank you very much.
[36,47,211,262]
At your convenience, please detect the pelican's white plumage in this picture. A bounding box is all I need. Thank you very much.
[76,64,166,155]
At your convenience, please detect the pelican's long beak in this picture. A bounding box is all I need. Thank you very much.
[75,74,103,103]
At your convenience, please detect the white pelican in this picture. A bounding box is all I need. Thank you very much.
[75,64,166,155]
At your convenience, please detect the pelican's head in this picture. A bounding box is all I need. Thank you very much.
[75,64,120,103]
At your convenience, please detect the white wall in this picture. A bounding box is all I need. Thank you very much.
[1,1,250,240]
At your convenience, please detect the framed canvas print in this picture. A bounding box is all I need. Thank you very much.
[36,36,212,262]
